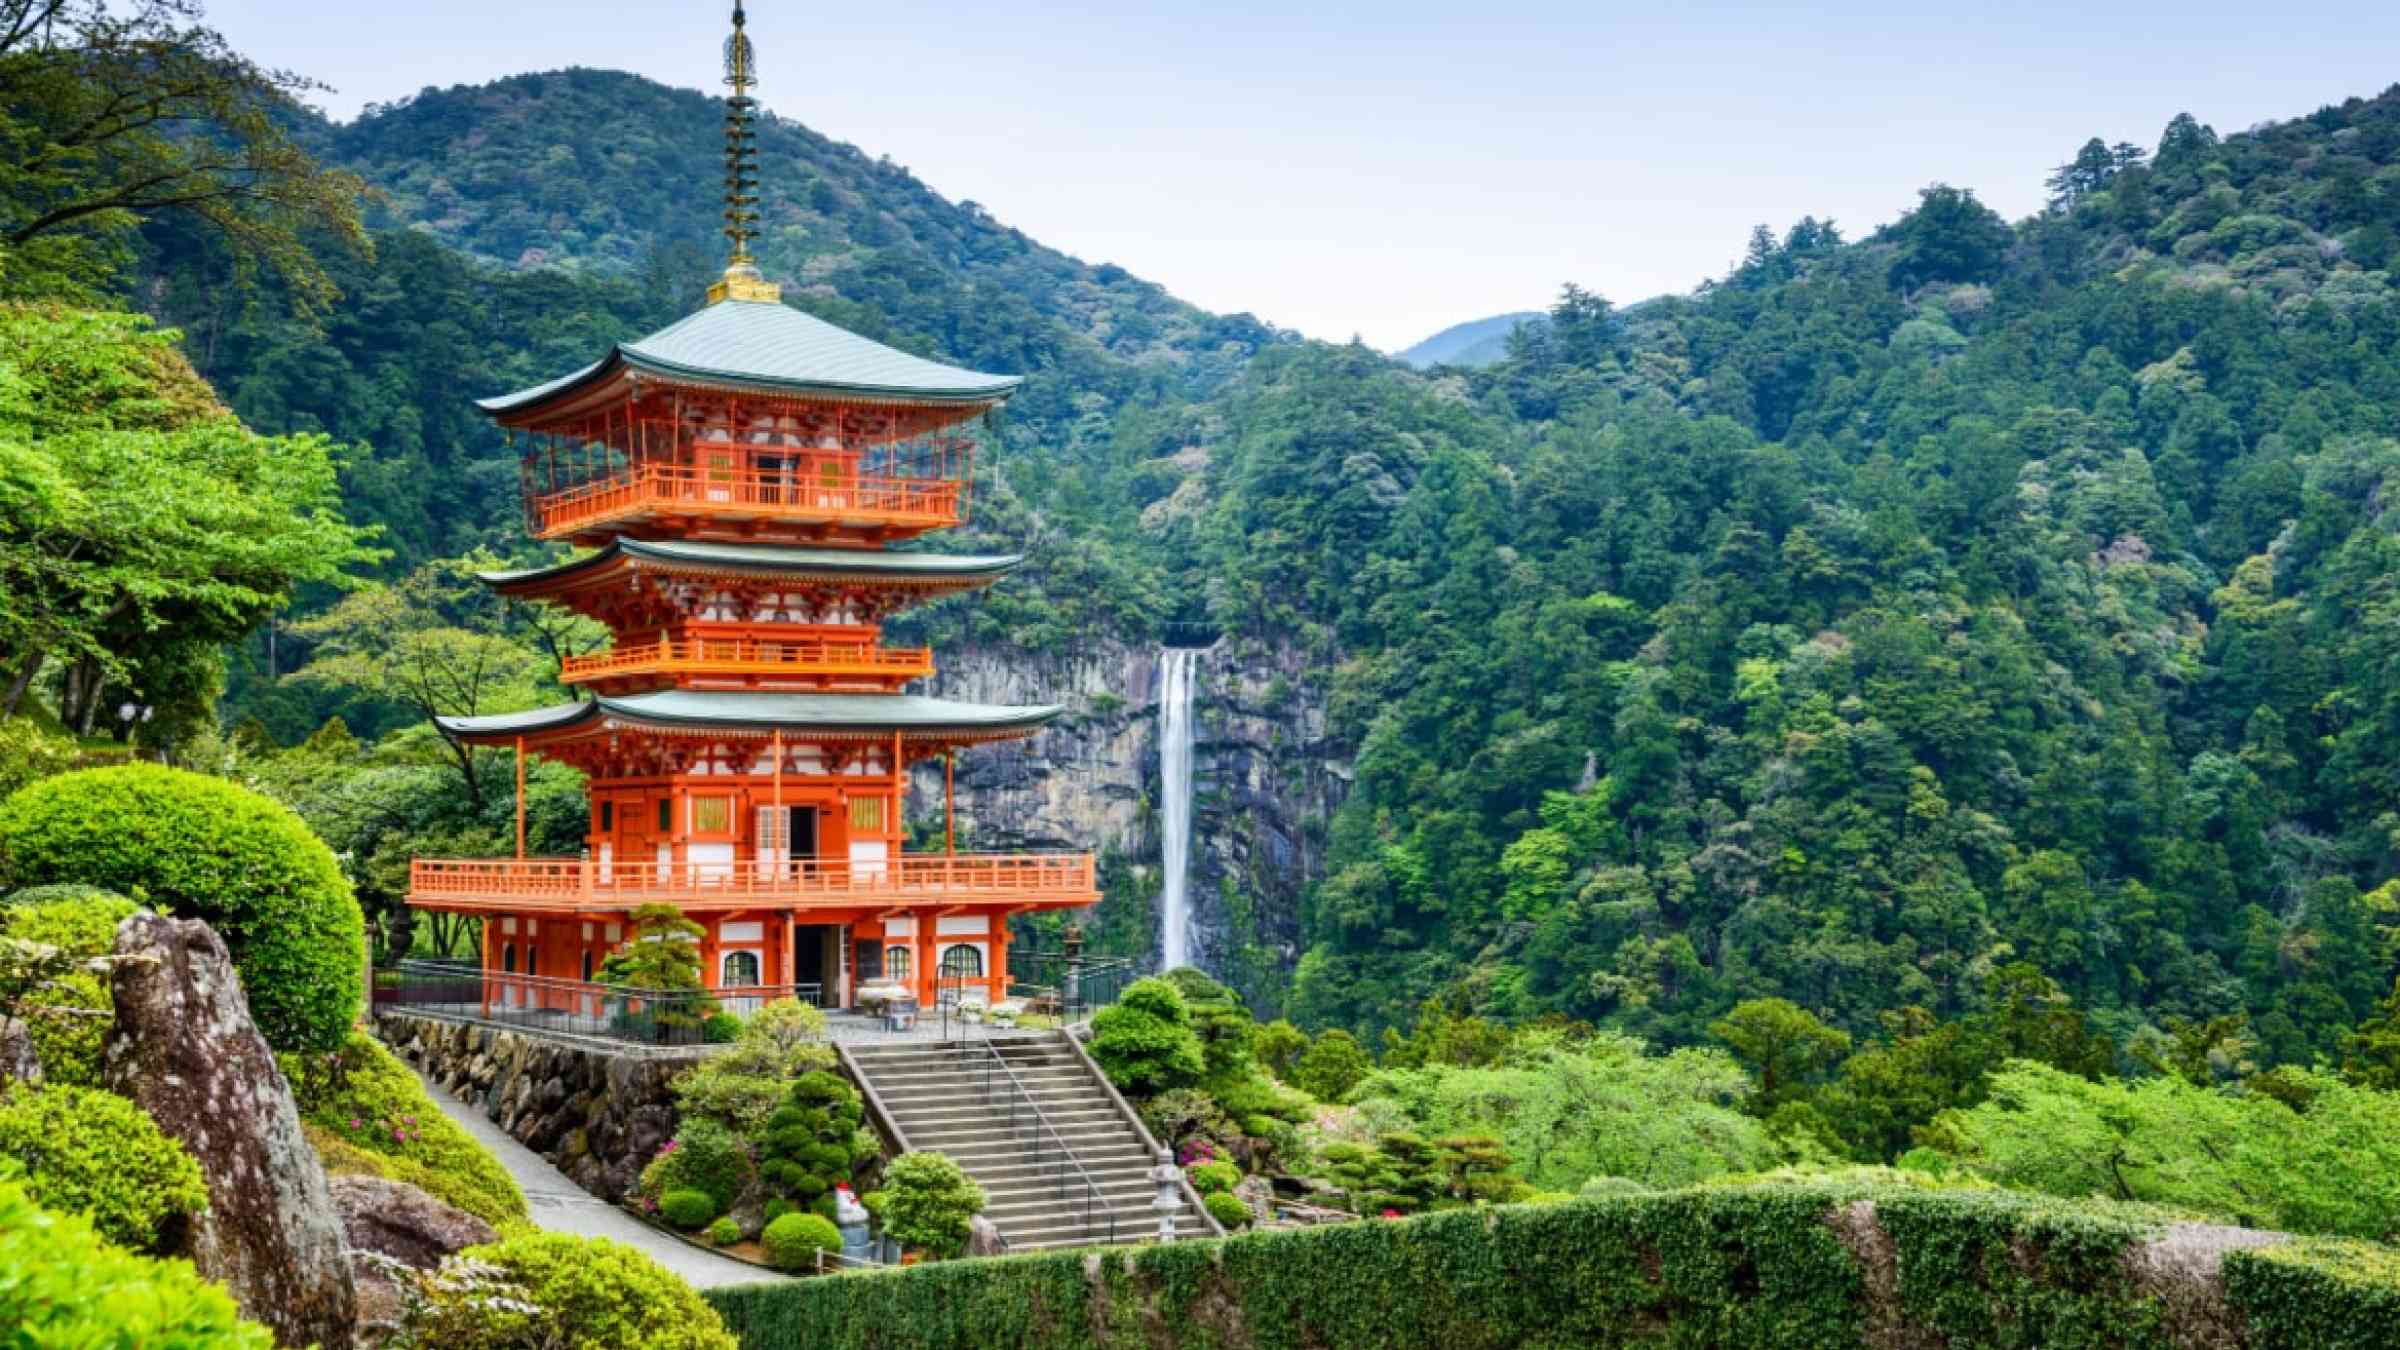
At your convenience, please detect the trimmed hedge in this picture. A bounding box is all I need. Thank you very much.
[702,1182,2400,1350]
[0,765,365,1052]
[0,885,137,1084]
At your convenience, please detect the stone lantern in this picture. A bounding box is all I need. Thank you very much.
[1148,1146,1183,1243]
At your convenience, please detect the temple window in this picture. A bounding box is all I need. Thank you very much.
[721,950,761,986]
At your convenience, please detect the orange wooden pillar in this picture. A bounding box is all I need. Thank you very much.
[479,916,496,1015]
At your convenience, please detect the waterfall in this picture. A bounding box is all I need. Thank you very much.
[1157,647,1199,972]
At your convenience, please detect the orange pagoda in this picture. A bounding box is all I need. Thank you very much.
[405,3,1097,1016]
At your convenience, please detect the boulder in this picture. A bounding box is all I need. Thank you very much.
[331,1173,497,1268]
[106,914,355,1349]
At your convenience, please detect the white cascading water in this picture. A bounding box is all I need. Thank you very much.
[1157,647,1198,972]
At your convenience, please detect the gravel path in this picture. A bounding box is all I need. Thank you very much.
[413,1068,779,1290]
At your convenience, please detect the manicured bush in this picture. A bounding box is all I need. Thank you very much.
[1187,1158,1240,1195]
[284,1032,526,1225]
[879,1151,985,1259]
[702,1182,2400,1350]
[761,1211,842,1271]
[1088,977,1205,1094]
[702,1012,742,1044]
[810,1190,842,1221]
[0,765,365,1052]
[706,1215,742,1246]
[763,1197,795,1223]
[1203,1189,1251,1230]
[402,1231,736,1350]
[0,1174,274,1348]
[0,1083,209,1253]
[660,1187,718,1231]
[639,1117,755,1215]
[0,885,136,1084]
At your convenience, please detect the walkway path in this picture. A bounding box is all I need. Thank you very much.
[413,1069,778,1290]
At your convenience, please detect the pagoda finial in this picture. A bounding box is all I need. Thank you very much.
[709,0,780,304]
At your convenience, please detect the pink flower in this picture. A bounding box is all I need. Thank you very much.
[1381,1209,1402,1220]
[348,1118,362,1130]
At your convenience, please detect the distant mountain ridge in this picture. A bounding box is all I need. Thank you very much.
[1395,311,1541,368]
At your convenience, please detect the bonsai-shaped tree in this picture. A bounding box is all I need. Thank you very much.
[1088,977,1205,1094]
[597,904,711,1035]
[758,1070,870,1214]
[1434,1134,1517,1204]
[879,1152,985,1258]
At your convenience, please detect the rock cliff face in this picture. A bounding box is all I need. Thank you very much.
[913,636,1348,1008]
[376,1011,691,1202]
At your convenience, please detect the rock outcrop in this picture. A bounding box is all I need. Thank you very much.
[376,1011,690,1202]
[106,913,356,1350]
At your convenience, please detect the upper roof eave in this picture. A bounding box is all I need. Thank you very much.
[475,539,1026,591]
[473,298,1024,420]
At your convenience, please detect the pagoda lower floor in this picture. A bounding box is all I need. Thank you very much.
[406,850,1097,1012]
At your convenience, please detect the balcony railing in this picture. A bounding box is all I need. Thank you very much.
[559,636,934,687]
[529,463,964,540]
[408,852,1099,913]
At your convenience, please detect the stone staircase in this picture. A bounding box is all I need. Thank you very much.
[844,1034,1212,1251]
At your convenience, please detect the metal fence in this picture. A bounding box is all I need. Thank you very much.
[370,959,817,1048]
[1004,948,1137,1022]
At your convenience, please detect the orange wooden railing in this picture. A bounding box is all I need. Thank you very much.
[530,464,964,539]
[559,636,934,685]
[407,852,1099,913]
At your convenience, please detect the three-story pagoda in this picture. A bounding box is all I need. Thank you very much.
[406,4,1097,1014]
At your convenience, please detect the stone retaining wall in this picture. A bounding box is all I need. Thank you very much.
[374,1012,704,1202]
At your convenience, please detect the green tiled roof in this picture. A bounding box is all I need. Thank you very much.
[477,539,1024,589]
[439,691,1062,740]
[476,298,1023,414]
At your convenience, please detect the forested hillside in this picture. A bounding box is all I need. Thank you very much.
[131,65,2400,1068]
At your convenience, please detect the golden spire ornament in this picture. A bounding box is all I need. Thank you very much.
[708,0,780,303]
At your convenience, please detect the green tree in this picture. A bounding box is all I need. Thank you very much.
[1709,998,1851,1108]
[0,0,367,309]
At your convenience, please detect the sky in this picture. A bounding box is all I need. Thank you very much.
[210,1,2400,350]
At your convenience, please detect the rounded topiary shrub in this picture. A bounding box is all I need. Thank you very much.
[0,765,364,1052]
[1089,977,1206,1093]
[1204,1189,1252,1230]
[0,1175,273,1348]
[404,1232,736,1350]
[760,1211,842,1271]
[0,1083,210,1253]
[1189,1158,1241,1195]
[659,1187,718,1231]
[705,1215,741,1246]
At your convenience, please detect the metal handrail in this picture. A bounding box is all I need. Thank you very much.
[1061,1024,1224,1238]
[953,1038,1113,1246]
[834,1039,913,1154]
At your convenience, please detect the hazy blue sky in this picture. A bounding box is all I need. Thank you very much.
[211,1,2400,349]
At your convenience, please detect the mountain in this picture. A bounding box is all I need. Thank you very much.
[144,70,2400,1063]
[1394,311,1541,368]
